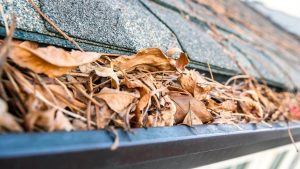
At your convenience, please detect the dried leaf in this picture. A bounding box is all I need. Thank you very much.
[47,84,86,109]
[95,100,114,128]
[193,84,212,101]
[176,53,189,71]
[179,73,195,94]
[170,94,213,123]
[182,111,203,126]
[160,95,176,126]
[221,100,237,112]
[112,48,175,72]
[123,77,151,127]
[95,87,138,114]
[79,63,119,88]
[9,44,101,77]
[179,70,207,95]
[9,45,75,77]
[239,97,263,118]
[290,106,300,119]
[0,98,23,132]
[166,48,189,71]
[20,42,101,67]
[72,119,88,130]
[24,95,73,131]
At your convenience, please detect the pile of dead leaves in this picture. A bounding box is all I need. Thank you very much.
[0,38,300,132]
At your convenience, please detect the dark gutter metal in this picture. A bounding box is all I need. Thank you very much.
[0,122,300,169]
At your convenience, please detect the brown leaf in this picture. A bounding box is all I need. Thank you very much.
[170,94,213,123]
[25,96,73,131]
[193,84,212,101]
[9,45,75,77]
[25,107,73,131]
[176,53,189,71]
[166,48,182,58]
[20,41,39,49]
[9,44,101,77]
[72,119,88,130]
[123,77,151,127]
[182,111,203,126]
[166,48,189,71]
[20,42,101,67]
[0,98,23,132]
[79,63,119,89]
[160,95,176,126]
[221,100,237,112]
[112,48,175,72]
[179,70,208,95]
[95,100,114,129]
[207,99,220,111]
[95,87,138,114]
[47,84,86,109]
[146,95,176,127]
[239,97,263,118]
[179,73,195,94]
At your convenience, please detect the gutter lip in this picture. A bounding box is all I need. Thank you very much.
[0,122,299,168]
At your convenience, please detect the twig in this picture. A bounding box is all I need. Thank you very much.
[0,4,9,35]
[225,75,251,86]
[27,0,84,51]
[55,78,73,100]
[107,126,119,151]
[287,122,299,152]
[207,62,214,81]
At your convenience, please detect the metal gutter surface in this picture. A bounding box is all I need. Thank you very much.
[1,122,300,169]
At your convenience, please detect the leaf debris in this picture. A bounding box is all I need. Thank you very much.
[0,40,300,132]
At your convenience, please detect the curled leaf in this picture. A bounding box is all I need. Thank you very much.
[9,45,74,77]
[9,43,101,77]
[112,48,175,72]
[20,42,101,67]
[166,48,189,71]
[123,77,151,127]
[176,53,189,71]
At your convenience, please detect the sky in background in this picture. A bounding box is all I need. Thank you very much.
[255,0,300,18]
